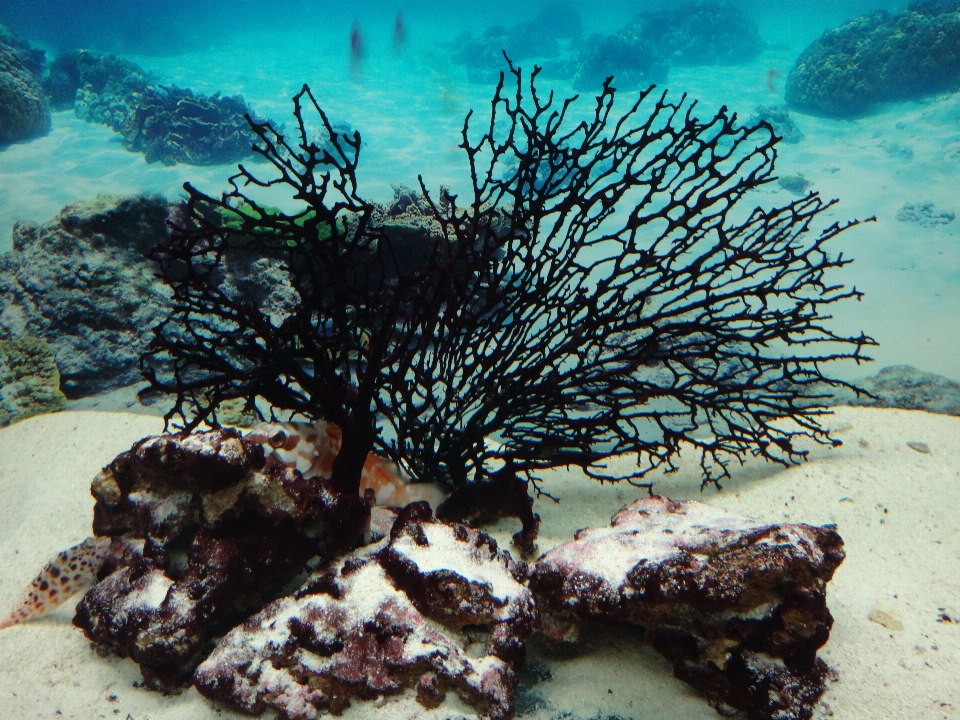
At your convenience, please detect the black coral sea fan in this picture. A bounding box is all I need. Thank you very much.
[142,60,873,542]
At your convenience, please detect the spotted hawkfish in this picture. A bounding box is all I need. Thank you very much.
[0,536,111,630]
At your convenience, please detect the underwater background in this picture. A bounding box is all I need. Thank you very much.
[1,0,958,398]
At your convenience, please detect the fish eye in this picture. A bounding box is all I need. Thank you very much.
[269,431,287,448]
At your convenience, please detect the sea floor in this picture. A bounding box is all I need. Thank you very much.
[0,406,957,719]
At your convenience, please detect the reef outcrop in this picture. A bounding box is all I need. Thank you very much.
[0,195,173,398]
[530,496,845,720]
[0,194,307,400]
[43,49,264,165]
[0,27,49,144]
[786,1,960,118]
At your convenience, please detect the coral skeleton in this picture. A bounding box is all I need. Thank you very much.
[140,58,872,553]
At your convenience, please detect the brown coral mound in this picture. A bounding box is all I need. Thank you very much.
[194,505,538,720]
[529,496,845,720]
[0,31,49,144]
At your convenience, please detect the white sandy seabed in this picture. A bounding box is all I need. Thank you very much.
[0,405,957,720]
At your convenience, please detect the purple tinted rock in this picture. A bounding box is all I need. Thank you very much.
[529,496,845,720]
[195,511,537,720]
[75,427,370,690]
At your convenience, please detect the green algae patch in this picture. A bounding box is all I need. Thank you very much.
[0,335,67,426]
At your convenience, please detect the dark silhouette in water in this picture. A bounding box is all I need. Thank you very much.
[350,20,364,74]
[142,60,874,552]
[393,11,406,52]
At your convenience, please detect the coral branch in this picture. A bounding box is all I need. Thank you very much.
[141,63,873,538]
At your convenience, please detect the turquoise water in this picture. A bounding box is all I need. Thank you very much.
[2,0,957,384]
[1,4,959,719]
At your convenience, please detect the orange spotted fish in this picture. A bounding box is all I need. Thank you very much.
[0,536,111,630]
[244,420,448,510]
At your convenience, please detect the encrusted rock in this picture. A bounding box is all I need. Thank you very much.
[0,194,302,400]
[194,505,537,720]
[529,496,845,720]
[0,194,174,397]
[75,428,370,690]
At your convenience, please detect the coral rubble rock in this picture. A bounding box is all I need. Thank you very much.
[195,507,537,720]
[0,335,66,426]
[529,496,845,720]
[75,428,370,690]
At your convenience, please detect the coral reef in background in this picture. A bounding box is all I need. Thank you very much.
[449,3,581,84]
[636,0,763,67]
[43,49,266,165]
[786,1,960,118]
[0,25,50,144]
[572,26,667,92]
[0,195,173,397]
[141,61,872,558]
[0,335,66,425]
[452,1,760,90]
[531,496,844,720]
[573,0,761,91]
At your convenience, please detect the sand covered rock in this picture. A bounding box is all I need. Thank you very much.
[529,496,845,720]
[786,2,960,118]
[194,505,537,720]
[0,29,50,144]
[75,427,370,690]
